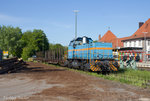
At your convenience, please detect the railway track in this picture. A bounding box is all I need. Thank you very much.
[36,58,150,72]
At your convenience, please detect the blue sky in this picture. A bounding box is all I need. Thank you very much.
[0,0,150,46]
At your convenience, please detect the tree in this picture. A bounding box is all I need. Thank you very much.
[49,43,68,59]
[49,43,64,50]
[93,40,98,43]
[0,25,23,57]
[21,46,35,60]
[21,29,49,60]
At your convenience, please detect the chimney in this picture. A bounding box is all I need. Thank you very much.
[98,34,101,42]
[139,22,144,28]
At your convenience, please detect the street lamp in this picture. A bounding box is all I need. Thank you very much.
[73,10,79,39]
[142,32,148,62]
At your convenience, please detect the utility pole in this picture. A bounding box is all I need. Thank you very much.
[143,32,148,62]
[73,10,79,39]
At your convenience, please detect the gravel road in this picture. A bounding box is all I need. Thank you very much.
[0,62,150,101]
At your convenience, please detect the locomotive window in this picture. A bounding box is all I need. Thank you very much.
[75,41,82,45]
[69,41,82,46]
[69,41,74,46]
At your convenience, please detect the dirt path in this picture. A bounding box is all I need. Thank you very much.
[0,62,150,101]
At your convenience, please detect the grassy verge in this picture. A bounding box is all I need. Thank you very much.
[39,61,150,88]
[78,69,150,88]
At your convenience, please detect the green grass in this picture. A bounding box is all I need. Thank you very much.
[79,69,150,88]
[36,61,150,88]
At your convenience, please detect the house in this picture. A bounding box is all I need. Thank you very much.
[122,18,150,61]
[98,19,150,62]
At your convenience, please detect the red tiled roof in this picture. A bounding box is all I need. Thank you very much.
[100,30,117,42]
[122,18,150,41]
[99,30,126,48]
[98,18,150,48]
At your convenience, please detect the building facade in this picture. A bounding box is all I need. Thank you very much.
[122,19,150,61]
[98,18,150,62]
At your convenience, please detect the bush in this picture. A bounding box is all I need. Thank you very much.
[21,47,34,60]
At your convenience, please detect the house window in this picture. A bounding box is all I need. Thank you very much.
[134,41,136,47]
[129,41,131,47]
[148,40,150,46]
[139,40,142,46]
[124,42,126,47]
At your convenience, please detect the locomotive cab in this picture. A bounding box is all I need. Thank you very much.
[69,36,93,47]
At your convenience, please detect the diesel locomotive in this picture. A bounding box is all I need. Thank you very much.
[66,36,119,72]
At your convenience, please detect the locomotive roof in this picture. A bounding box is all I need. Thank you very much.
[70,36,93,42]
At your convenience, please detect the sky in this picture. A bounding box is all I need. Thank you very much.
[0,0,150,46]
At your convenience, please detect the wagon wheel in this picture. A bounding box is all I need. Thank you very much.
[68,62,72,68]
[83,66,88,71]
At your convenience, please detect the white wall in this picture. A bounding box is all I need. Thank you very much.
[124,40,143,48]
[123,39,150,59]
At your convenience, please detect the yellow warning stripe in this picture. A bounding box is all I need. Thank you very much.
[96,66,99,71]
[90,65,93,69]
[112,65,117,71]
[110,65,115,71]
[68,47,113,52]
[91,66,95,70]
[90,65,95,71]
[90,60,102,71]
[93,67,97,71]
[110,63,117,71]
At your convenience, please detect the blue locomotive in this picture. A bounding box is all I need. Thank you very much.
[66,36,118,72]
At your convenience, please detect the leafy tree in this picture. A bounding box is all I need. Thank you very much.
[21,46,34,60]
[49,43,68,58]
[21,29,49,60]
[93,40,98,43]
[49,43,64,50]
[0,25,23,57]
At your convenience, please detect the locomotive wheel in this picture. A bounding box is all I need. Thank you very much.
[102,71,107,75]
[80,61,86,71]
[80,65,84,70]
[68,62,72,68]
[83,66,88,71]
[63,60,68,67]
[97,71,101,74]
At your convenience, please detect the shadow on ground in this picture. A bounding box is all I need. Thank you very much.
[12,63,66,74]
